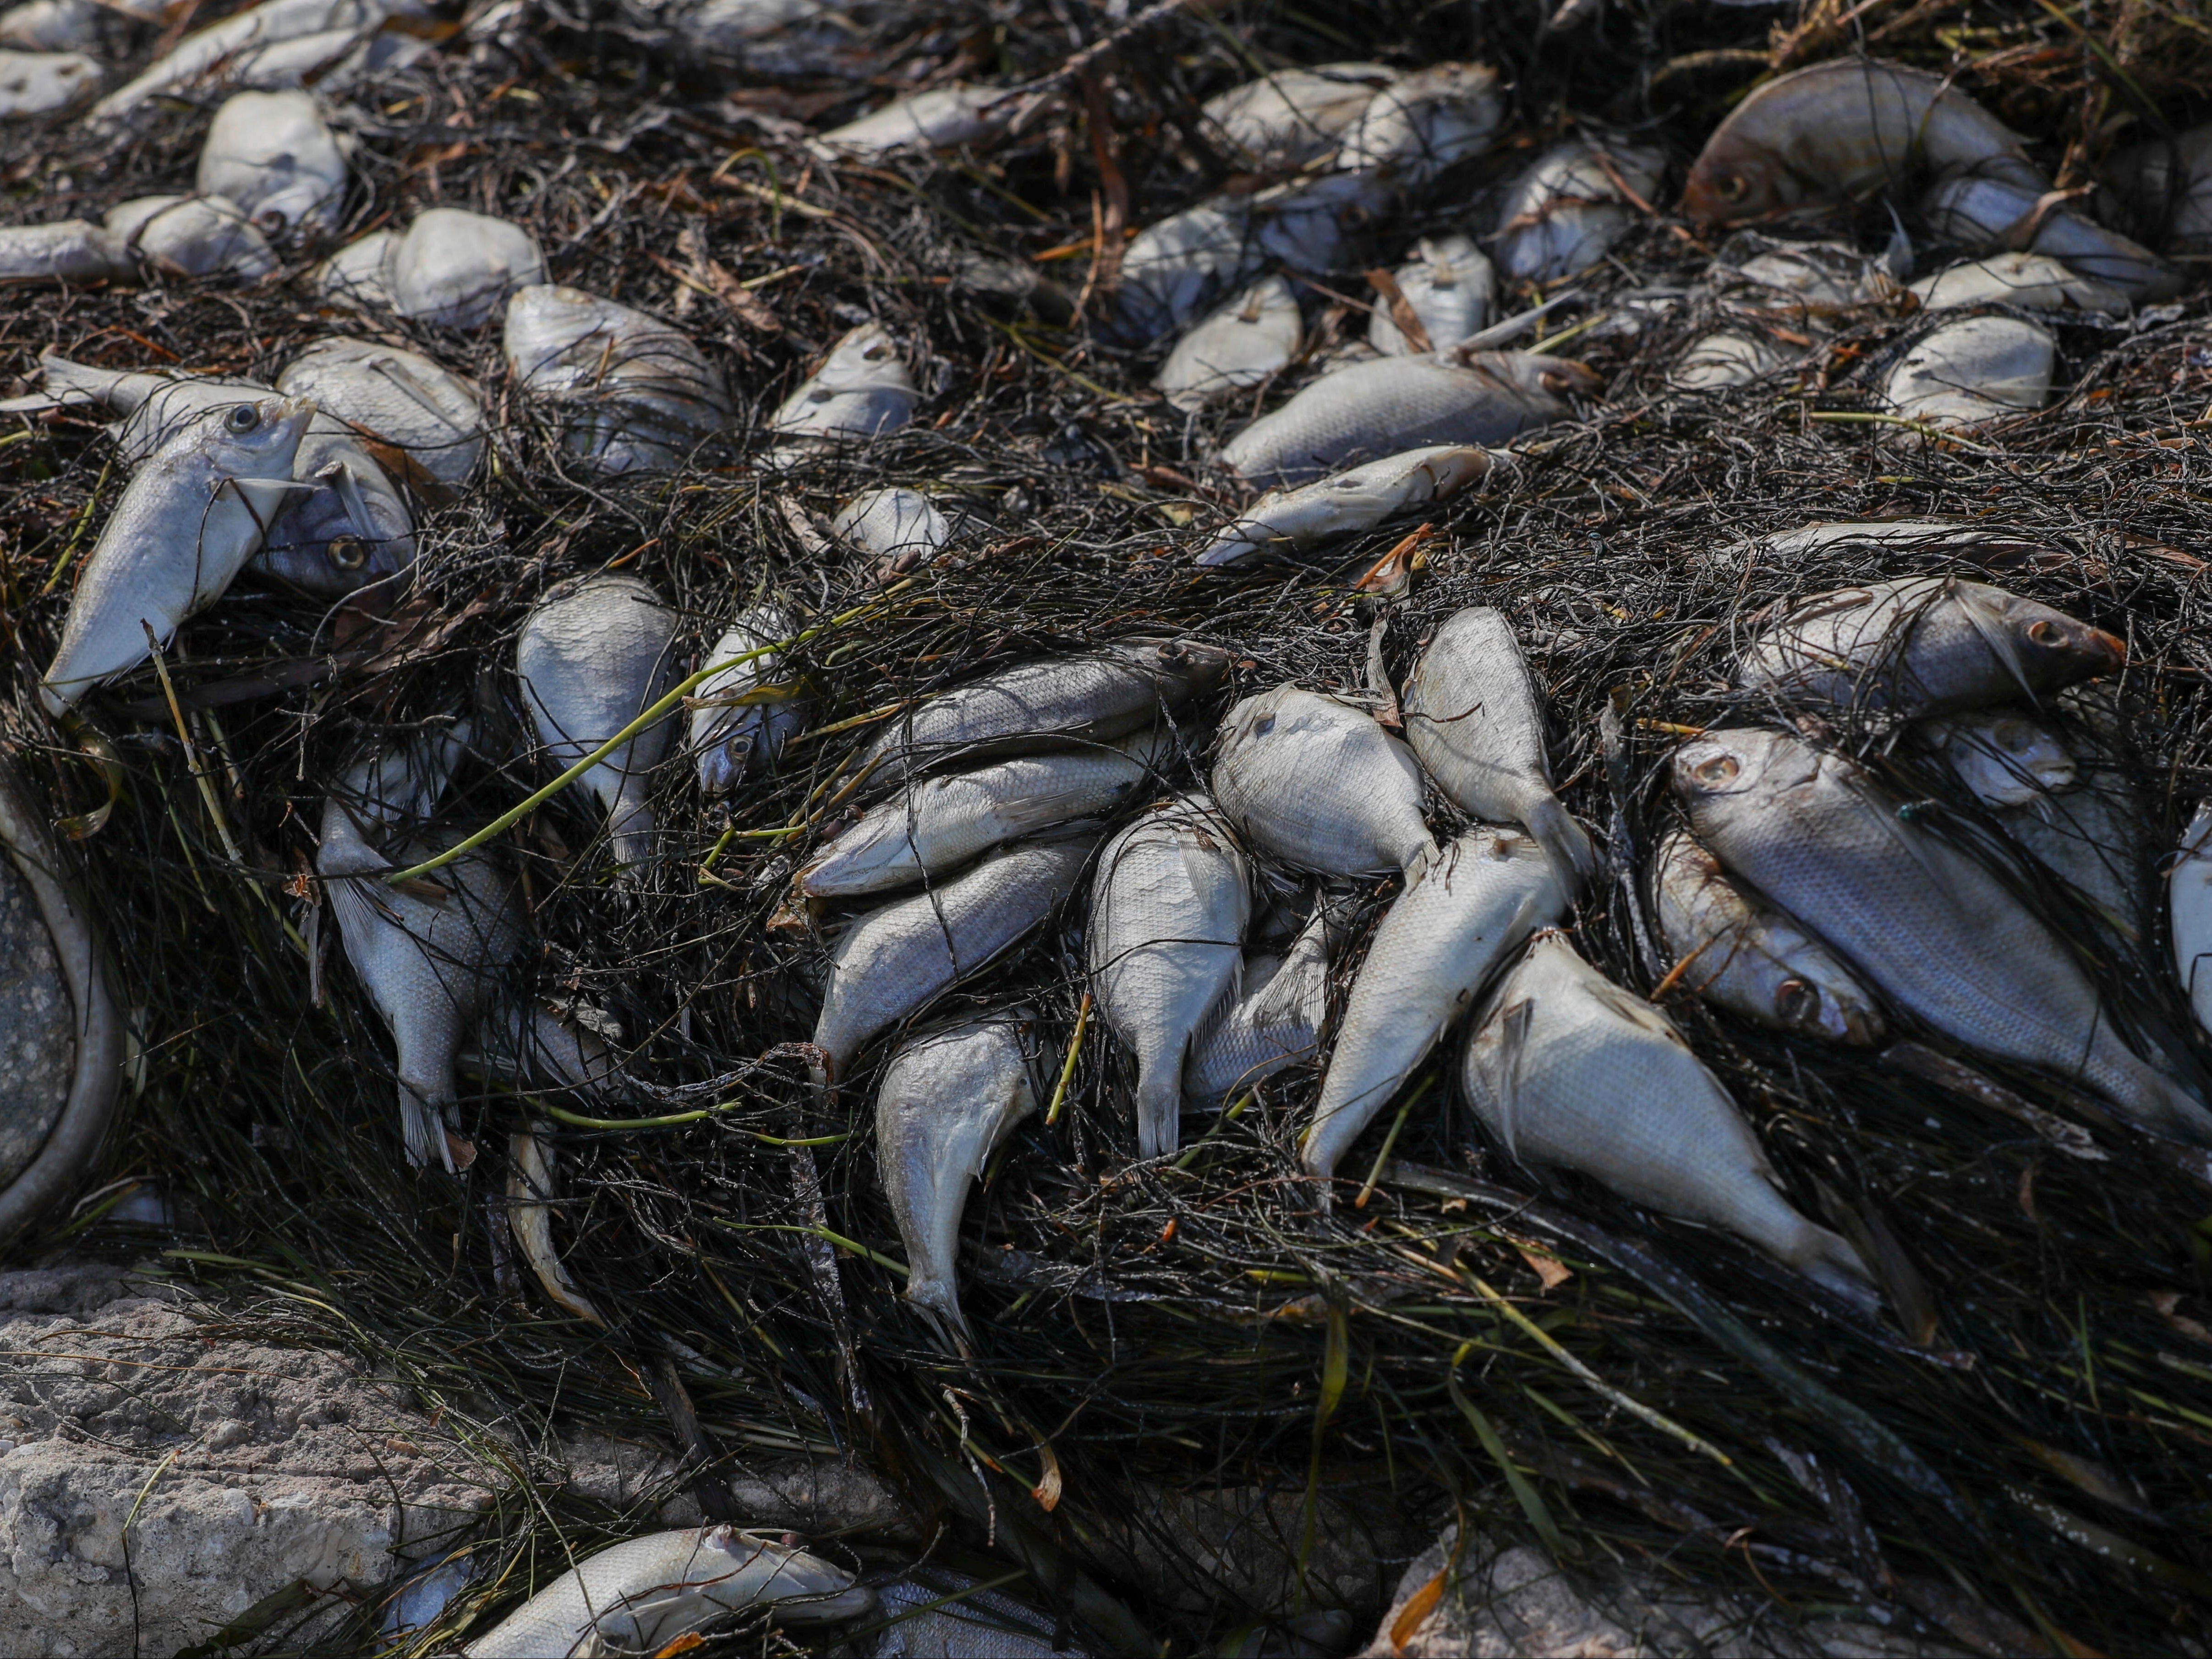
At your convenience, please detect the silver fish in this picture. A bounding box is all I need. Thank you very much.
[1199,62,1398,172]
[1995,752,2146,948]
[1673,727,2212,1143]
[1649,828,1883,1044]
[1197,444,1487,568]
[1369,235,1493,355]
[869,1567,1072,1659]
[2103,123,2212,255]
[276,337,485,489]
[770,321,918,457]
[2170,804,2212,1041]
[39,395,312,715]
[690,604,808,796]
[1245,169,1393,274]
[1671,330,1787,391]
[505,284,730,473]
[1116,199,1259,345]
[311,226,396,311]
[0,220,129,283]
[1908,253,2128,315]
[208,19,430,93]
[831,486,951,575]
[0,45,98,113]
[812,835,1097,1078]
[1739,576,2123,717]
[1303,827,1566,1185]
[477,997,636,1108]
[516,575,680,873]
[391,207,547,328]
[195,89,347,234]
[1493,139,1665,284]
[1155,275,1304,412]
[818,84,1006,156]
[105,194,277,281]
[1214,684,1435,879]
[1743,517,2082,569]
[1463,930,1877,1308]
[1087,795,1251,1158]
[651,0,869,78]
[89,0,417,121]
[507,1126,603,1325]
[0,0,110,53]
[463,1526,875,1659]
[1921,169,2177,302]
[1882,314,2054,436]
[1218,351,1596,486]
[1334,62,1504,185]
[1921,709,2076,807]
[1402,606,1595,885]
[1184,896,1350,1105]
[875,1011,1037,1336]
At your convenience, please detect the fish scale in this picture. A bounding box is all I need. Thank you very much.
[1213,685,1435,879]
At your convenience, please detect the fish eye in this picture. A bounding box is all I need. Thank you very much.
[225,404,262,434]
[1775,979,1814,1023]
[1715,174,1749,202]
[1539,370,1571,394]
[1691,752,1739,786]
[2026,619,2062,646]
[1254,713,1275,737]
[1992,719,2033,752]
[328,535,368,570]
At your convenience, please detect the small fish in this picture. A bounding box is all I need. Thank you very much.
[462,1526,875,1659]
[1649,828,1883,1044]
[0,45,98,113]
[868,1566,1070,1659]
[1920,170,2177,302]
[105,194,277,281]
[831,486,951,575]
[1156,275,1304,412]
[2169,804,2212,1041]
[1673,727,2212,1143]
[1401,606,1595,886]
[89,0,414,121]
[1116,199,1260,345]
[1214,685,1435,879]
[1920,709,2076,807]
[770,321,918,457]
[1739,576,2122,717]
[1218,351,1596,486]
[39,395,312,715]
[505,284,730,473]
[1493,139,1665,284]
[1199,62,1398,172]
[1088,795,1252,1158]
[195,89,347,234]
[1992,741,2147,948]
[1908,252,2128,316]
[1197,444,1488,567]
[1743,517,2081,569]
[379,1548,480,1641]
[1302,827,1566,1186]
[311,226,396,311]
[1369,236,1493,356]
[1244,169,1394,274]
[276,336,486,488]
[1724,239,1879,306]
[690,604,808,796]
[507,1127,602,1325]
[1883,313,2055,437]
[1334,62,1504,185]
[0,0,111,53]
[818,83,1006,156]
[476,998,636,1107]
[515,575,681,873]
[1184,896,1351,1106]
[875,1010,1038,1337]
[812,835,1098,1078]
[391,207,547,328]
[1463,930,1878,1309]
[0,220,130,283]
[2102,123,2212,255]
[655,0,870,78]
[1671,330,1787,390]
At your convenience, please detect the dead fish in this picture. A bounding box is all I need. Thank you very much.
[507,1126,603,1325]
[312,226,395,311]
[1156,275,1304,412]
[1218,351,1595,486]
[504,284,731,473]
[801,728,1169,898]
[650,0,871,78]
[690,604,808,796]
[477,997,635,1107]
[1117,199,1260,345]
[39,395,312,715]
[818,83,1006,156]
[831,486,951,575]
[2102,123,2212,255]
[0,45,98,113]
[1908,252,2128,315]
[1493,138,1666,284]
[463,1526,875,1659]
[1739,576,2122,717]
[867,1566,1070,1659]
[2169,804,2212,1040]
[205,18,429,92]
[317,722,527,1171]
[1302,827,1566,1186]
[1200,62,1398,172]
[857,636,1229,795]
[770,321,919,457]
[1920,709,2075,807]
[1884,314,2054,437]
[196,89,347,234]
[1724,239,1877,307]
[1920,170,2177,302]
[1213,685,1435,879]
[1744,517,2081,568]
[391,207,547,328]
[1088,796,1252,1158]
[1334,62,1505,185]
[1464,931,1878,1309]
[1197,444,1487,568]
[1649,828,1883,1044]
[1992,741,2147,948]
[276,337,486,488]
[1680,58,2042,225]
[812,835,1098,1079]
[1369,236,1493,355]
[0,220,130,283]
[89,0,421,121]
[1245,169,1394,274]
[875,1011,1037,1336]
[1402,606,1595,886]
[105,195,277,281]
[0,0,109,53]
[515,575,682,873]
[1672,727,2212,1143]
[1184,896,1351,1105]
[1671,330,1787,390]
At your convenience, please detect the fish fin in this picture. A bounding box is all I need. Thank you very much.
[1950,579,2039,702]
[1135,1069,1182,1160]
[1796,1224,1883,1319]
[1403,836,1443,892]
[221,475,311,530]
[399,1093,449,1171]
[1490,997,1536,1161]
[1247,937,1326,1033]
[1525,796,1597,891]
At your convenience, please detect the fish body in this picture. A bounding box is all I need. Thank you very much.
[478,999,635,1106]
[276,337,486,488]
[195,89,346,234]
[2103,123,2212,254]
[1672,330,1786,390]
[819,83,1004,155]
[1908,252,2129,315]
[1402,606,1594,885]
[1369,235,1493,355]
[463,1526,875,1659]
[831,486,950,574]
[1197,444,1487,567]
[770,321,918,456]
[870,1568,1070,1659]
[505,284,730,472]
[1184,897,1347,1104]
[875,1012,1037,1335]
[391,207,546,328]
[1463,931,1875,1307]
[1214,684,1435,879]
[0,0,109,53]
[1995,759,2146,947]
[1334,62,1504,184]
[105,194,277,280]
[0,220,128,282]
[0,45,98,112]
[1883,313,2054,436]
[312,226,395,310]
[1493,139,1665,284]
[691,605,808,796]
[652,0,865,77]
[1116,199,1259,345]
[1303,827,1566,1182]
[89,0,414,120]
[1673,727,2212,1142]
[1921,709,2075,807]
[2170,804,2212,1040]
[1199,62,1397,172]
[515,575,681,872]
[1156,275,1304,412]
[1921,170,2176,301]
[1245,169,1393,274]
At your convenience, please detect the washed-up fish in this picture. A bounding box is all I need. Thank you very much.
[875,1011,1037,1336]
[818,84,1005,155]
[1302,827,1566,1184]
[0,0,110,52]
[1649,829,1882,1043]
[831,486,950,575]
[463,1526,875,1659]
[2170,804,2212,1040]
[312,226,395,310]
[317,722,527,1170]
[1402,606,1595,885]
[1921,708,2075,807]
[1214,685,1435,879]
[1464,931,1877,1307]
[648,0,869,77]
[1722,238,1879,307]
[0,220,129,283]
[1245,169,1393,274]
[1117,199,1259,345]
[1680,58,2042,224]
[1673,727,2212,1142]
[1672,330,1787,390]
[1742,517,2081,569]
[196,89,347,234]
[38,395,311,715]
[1334,62,1504,184]
[392,208,547,328]
[507,1126,602,1324]
[1156,275,1303,412]
[105,195,277,281]
[691,604,808,796]
[516,576,680,873]
[1920,170,2175,301]
[1184,896,1349,1105]
[505,284,730,473]
[379,1548,481,1642]
[208,17,430,91]
[0,45,97,112]
[2103,123,2212,255]
[1197,444,1487,568]
[276,337,485,489]
[802,729,1167,898]
[770,321,918,457]
[1218,351,1595,486]
[1088,796,1251,1158]
[89,0,419,121]
[1369,236,1493,355]
[1993,744,2146,947]
[811,835,1097,1078]
[1908,252,2128,315]
[1199,62,1398,172]
[477,997,635,1106]
[869,1566,1071,1659]
[856,636,1228,794]
[1493,138,1665,284]
[1739,576,2121,717]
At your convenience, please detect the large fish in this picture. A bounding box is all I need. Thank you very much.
[105,194,277,281]
[1333,62,1504,185]
[770,321,919,458]
[1882,314,2054,437]
[515,575,682,873]
[195,89,347,234]
[1087,796,1251,1157]
[1155,275,1304,412]
[1493,139,1666,284]
[1184,896,1351,1105]
[1908,252,2128,316]
[390,207,546,328]
[1462,931,1877,1309]
[1213,685,1435,879]
[875,1011,1038,1337]
[2171,804,2212,1041]
[1673,727,2212,1143]
[1199,62,1398,172]
[1302,827,1566,1186]
[1401,606,1594,885]
[1196,444,1488,567]
[690,604,808,796]
[276,337,486,490]
[1920,170,2177,301]
[504,284,731,473]
[1369,235,1493,356]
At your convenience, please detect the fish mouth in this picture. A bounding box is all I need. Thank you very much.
[2085,627,2127,670]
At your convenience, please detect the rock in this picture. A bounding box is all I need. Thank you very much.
[557,1425,916,1538]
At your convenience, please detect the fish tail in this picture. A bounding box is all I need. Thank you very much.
[608,796,657,872]
[399,1091,450,1171]
[905,1277,972,1353]
[1403,836,1443,893]
[1792,1222,1882,1318]
[1134,1067,1183,1160]
[1526,795,1598,890]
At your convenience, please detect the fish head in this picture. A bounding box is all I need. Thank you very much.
[1770,971,1883,1045]
[696,1527,879,1623]
[1681,134,1800,226]
[1670,726,1816,809]
[200,393,316,474]
[696,716,763,797]
[1219,683,1300,750]
[1937,711,2076,806]
[255,464,415,596]
[1120,634,1233,698]
[1958,584,2124,695]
